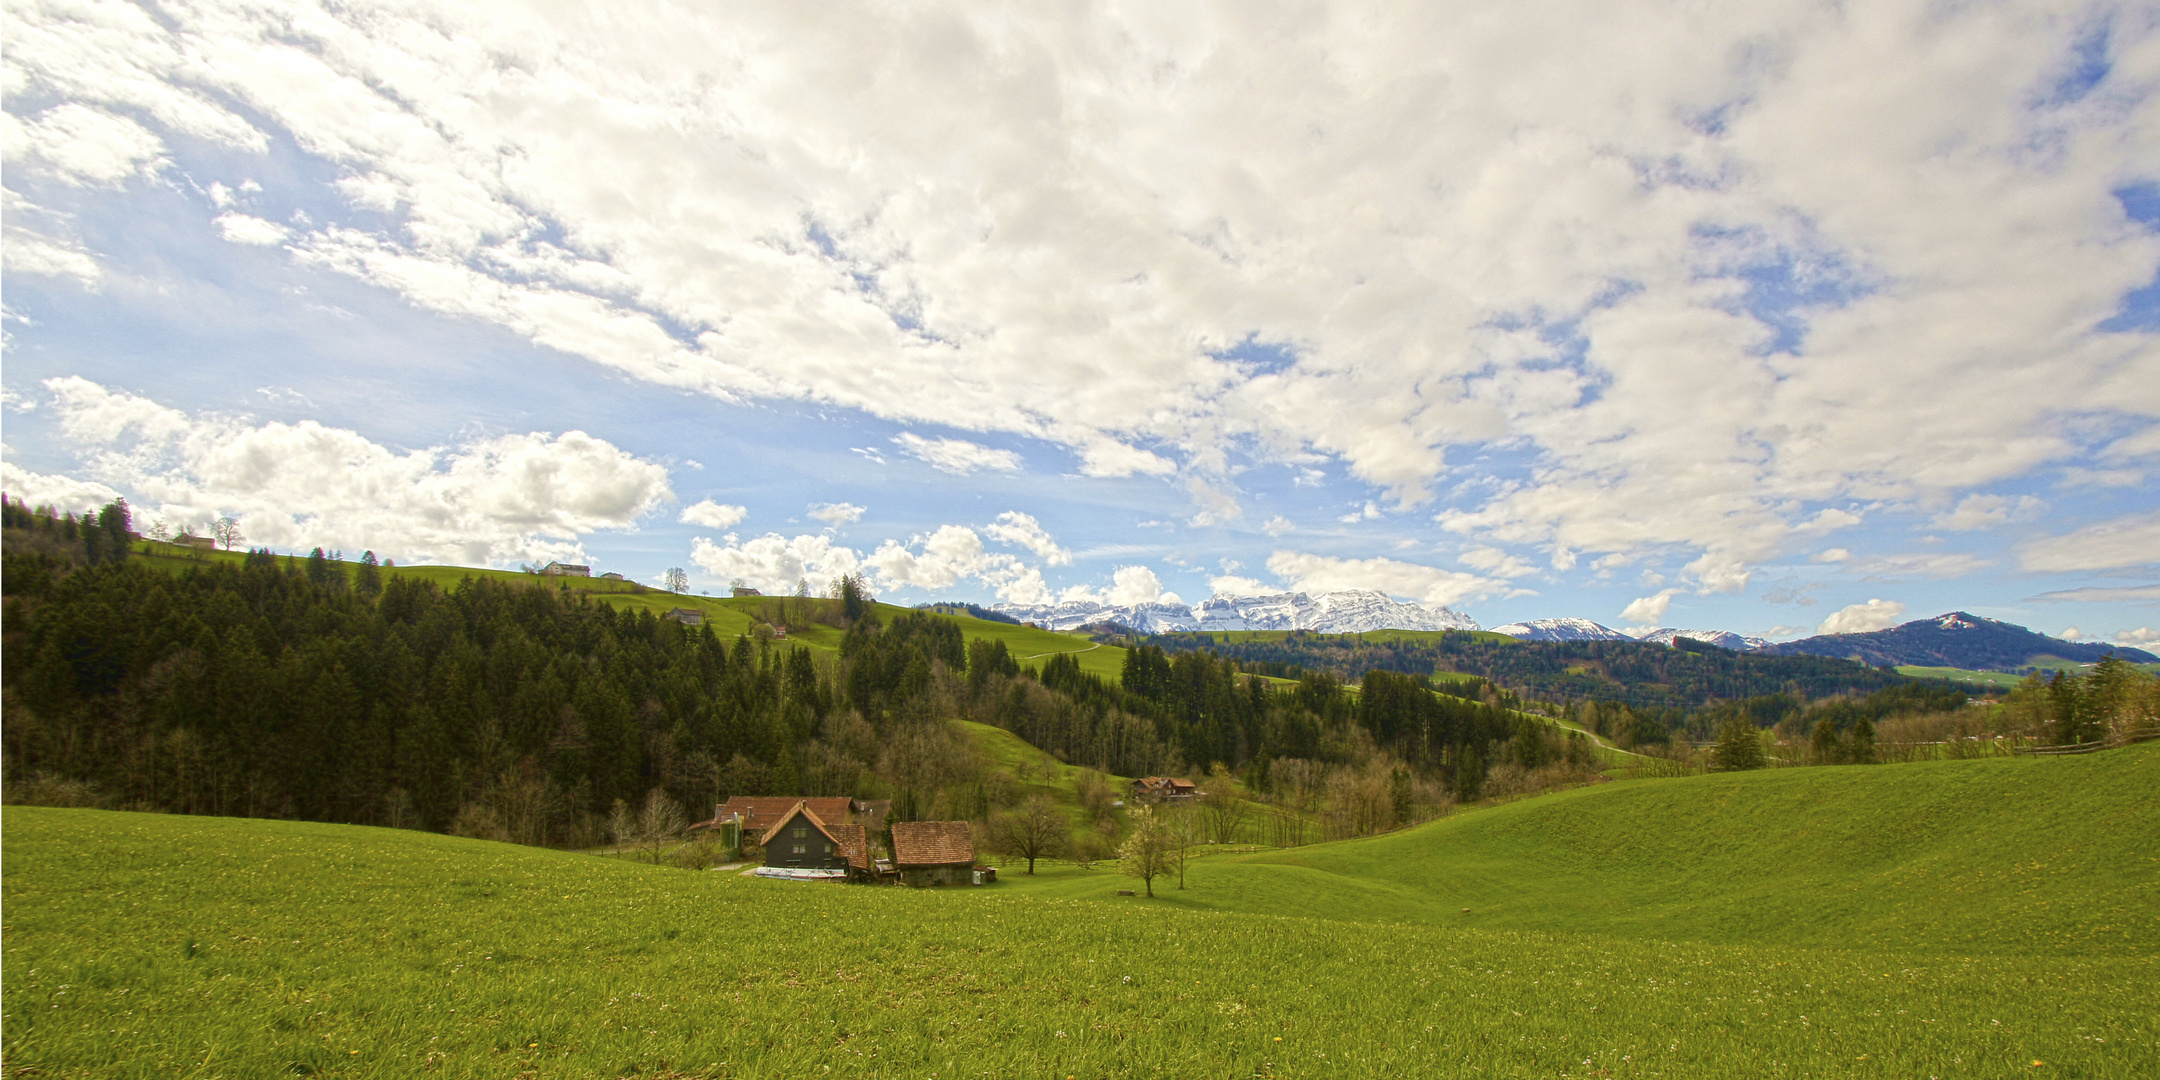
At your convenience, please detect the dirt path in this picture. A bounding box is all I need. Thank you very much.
[1013,640,1103,662]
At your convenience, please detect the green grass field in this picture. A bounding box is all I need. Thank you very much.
[985,743,2160,957]
[9,743,2157,1077]
[6,802,2153,1079]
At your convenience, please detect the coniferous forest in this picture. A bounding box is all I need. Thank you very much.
[2,500,1562,846]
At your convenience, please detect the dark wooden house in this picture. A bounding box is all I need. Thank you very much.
[758,802,849,872]
[890,821,978,887]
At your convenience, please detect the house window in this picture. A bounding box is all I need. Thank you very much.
[792,844,806,854]
[792,827,806,838]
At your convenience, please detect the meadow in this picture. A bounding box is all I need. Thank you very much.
[7,744,2156,1078]
[983,742,2160,957]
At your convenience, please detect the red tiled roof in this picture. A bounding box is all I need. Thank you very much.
[758,802,841,847]
[830,823,870,872]
[891,821,974,867]
[713,796,854,833]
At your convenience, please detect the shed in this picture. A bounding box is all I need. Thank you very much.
[829,822,874,881]
[890,821,977,887]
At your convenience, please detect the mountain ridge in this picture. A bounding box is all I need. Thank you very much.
[990,589,1480,634]
[1758,611,2157,670]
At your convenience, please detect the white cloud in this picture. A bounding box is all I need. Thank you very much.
[2115,627,2160,647]
[2060,627,2084,641]
[807,502,865,527]
[1818,599,1906,636]
[0,226,101,283]
[680,499,747,530]
[212,213,290,246]
[1077,439,1175,478]
[2030,584,2160,603]
[1338,501,1381,524]
[0,461,122,513]
[7,0,2160,593]
[892,433,1020,475]
[1931,494,2045,532]
[984,510,1071,565]
[1105,566,1172,607]
[1812,548,1851,564]
[1620,588,1682,625]
[1459,545,1539,579]
[691,533,861,595]
[32,377,670,566]
[1265,550,1505,609]
[1846,551,1996,580]
[3,103,164,186]
[1260,514,1294,537]
[1207,574,1274,597]
[2019,512,2160,573]
[863,525,1053,604]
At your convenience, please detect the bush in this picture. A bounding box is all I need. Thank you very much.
[3,772,106,808]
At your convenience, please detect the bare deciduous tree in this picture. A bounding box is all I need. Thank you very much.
[211,515,244,551]
[1118,804,1174,898]
[636,788,686,863]
[987,793,1069,874]
[663,566,689,593]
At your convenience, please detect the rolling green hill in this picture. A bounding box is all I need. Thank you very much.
[6,802,2152,1078]
[130,541,1124,678]
[986,742,2160,957]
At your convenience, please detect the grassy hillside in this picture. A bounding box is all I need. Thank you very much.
[986,742,2160,957]
[129,541,1125,679]
[1894,665,2029,688]
[6,806,2152,1078]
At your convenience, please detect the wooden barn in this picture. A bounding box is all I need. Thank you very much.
[890,821,979,887]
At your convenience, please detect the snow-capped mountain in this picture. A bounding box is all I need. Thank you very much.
[1632,627,1773,652]
[989,590,1481,635]
[1488,618,1635,642]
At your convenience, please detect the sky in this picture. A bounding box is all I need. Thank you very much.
[3,0,2157,646]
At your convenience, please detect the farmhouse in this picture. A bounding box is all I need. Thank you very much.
[692,796,860,839]
[599,571,626,581]
[1132,776,1202,803]
[758,802,849,873]
[890,821,982,887]
[542,562,590,577]
[172,533,216,553]
[664,607,704,626]
[732,585,761,597]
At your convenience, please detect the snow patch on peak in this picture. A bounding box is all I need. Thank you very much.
[990,589,1480,634]
[1490,618,1634,642]
[1632,627,1772,652]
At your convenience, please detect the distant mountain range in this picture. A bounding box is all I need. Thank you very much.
[1487,617,1636,642]
[1756,611,2157,670]
[1632,627,1774,652]
[989,590,1481,635]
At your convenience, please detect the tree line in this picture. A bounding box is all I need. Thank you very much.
[3,500,1577,850]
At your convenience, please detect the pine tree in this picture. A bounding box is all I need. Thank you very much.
[1712,718,1766,771]
[1810,716,1842,764]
